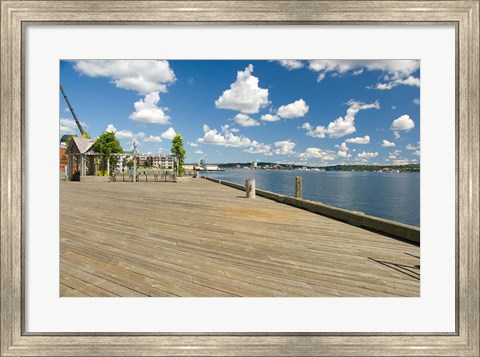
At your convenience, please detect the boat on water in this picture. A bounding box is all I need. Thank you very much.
[198,164,225,172]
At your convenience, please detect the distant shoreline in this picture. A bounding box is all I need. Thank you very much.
[188,163,420,173]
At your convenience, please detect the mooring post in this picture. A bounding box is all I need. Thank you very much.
[245,179,256,198]
[295,176,302,199]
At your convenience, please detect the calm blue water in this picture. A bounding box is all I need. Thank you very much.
[202,170,420,227]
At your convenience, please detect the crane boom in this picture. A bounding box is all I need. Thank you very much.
[60,84,86,137]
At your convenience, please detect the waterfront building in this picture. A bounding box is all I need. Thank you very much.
[59,135,74,173]
[65,137,178,179]
[116,153,176,171]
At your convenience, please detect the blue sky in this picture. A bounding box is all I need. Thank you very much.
[59,59,420,166]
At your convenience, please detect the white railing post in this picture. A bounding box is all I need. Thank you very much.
[245,179,256,198]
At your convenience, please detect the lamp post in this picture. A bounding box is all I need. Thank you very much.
[133,141,137,183]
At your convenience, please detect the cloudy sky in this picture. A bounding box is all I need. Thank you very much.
[59,59,420,166]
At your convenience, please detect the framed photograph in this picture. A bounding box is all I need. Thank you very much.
[1,1,478,356]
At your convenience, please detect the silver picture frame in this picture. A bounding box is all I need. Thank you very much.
[1,1,478,356]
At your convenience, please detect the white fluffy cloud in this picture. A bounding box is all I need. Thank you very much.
[110,129,145,145]
[60,118,88,135]
[372,75,420,90]
[161,127,177,140]
[308,60,357,79]
[298,148,336,161]
[262,99,309,122]
[261,114,280,122]
[194,150,204,155]
[393,131,401,139]
[275,60,304,70]
[393,159,411,165]
[144,135,162,143]
[300,122,313,131]
[273,140,296,155]
[215,64,269,114]
[309,60,419,77]
[116,130,145,140]
[73,60,176,95]
[303,100,380,139]
[197,124,253,147]
[198,125,272,155]
[357,151,378,158]
[408,143,421,157]
[345,135,370,144]
[336,142,350,158]
[413,98,420,105]
[406,143,420,150]
[244,143,272,155]
[381,139,396,147]
[105,124,117,133]
[277,99,309,119]
[129,92,170,125]
[233,113,260,127]
[390,114,415,131]
[308,60,420,90]
[115,130,134,139]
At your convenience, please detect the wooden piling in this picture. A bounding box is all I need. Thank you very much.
[295,176,302,199]
[245,179,256,198]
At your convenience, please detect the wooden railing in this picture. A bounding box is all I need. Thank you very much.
[111,169,177,182]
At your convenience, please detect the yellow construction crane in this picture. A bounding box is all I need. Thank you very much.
[60,84,89,138]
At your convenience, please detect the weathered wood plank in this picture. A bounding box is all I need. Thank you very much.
[60,179,420,297]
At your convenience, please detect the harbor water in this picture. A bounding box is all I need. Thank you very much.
[202,169,420,227]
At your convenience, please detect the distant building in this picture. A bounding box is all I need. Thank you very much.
[252,161,258,169]
[60,134,73,148]
[117,153,176,171]
[59,147,68,172]
[59,135,74,172]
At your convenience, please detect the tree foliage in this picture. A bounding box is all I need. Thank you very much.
[171,134,186,176]
[144,157,153,168]
[65,135,77,147]
[92,131,123,175]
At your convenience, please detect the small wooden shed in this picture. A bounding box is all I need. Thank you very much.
[65,137,98,180]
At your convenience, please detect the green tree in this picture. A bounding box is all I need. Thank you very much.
[91,131,123,175]
[171,134,186,176]
[65,135,77,147]
[144,157,153,168]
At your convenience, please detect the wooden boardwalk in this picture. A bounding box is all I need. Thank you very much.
[60,179,420,297]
